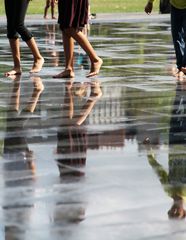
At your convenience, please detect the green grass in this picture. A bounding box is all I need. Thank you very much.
[89,0,159,13]
[0,0,159,15]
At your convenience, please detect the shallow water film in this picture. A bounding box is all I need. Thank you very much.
[0,14,186,240]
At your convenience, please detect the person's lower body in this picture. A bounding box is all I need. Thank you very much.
[44,0,56,19]
[53,27,103,78]
[26,38,45,73]
[54,0,102,78]
[171,5,186,76]
[51,0,56,19]
[5,0,44,76]
[4,38,22,77]
[53,30,75,78]
[44,7,49,19]
[5,37,44,76]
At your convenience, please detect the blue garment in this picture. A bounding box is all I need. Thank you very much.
[171,5,186,69]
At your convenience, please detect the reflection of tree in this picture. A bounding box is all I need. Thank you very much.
[144,81,186,219]
[2,75,44,238]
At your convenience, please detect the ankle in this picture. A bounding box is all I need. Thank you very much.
[13,66,22,70]
[34,56,44,61]
[65,68,74,72]
[93,57,103,64]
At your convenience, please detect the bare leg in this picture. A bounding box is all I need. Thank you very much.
[5,38,22,77]
[76,80,102,125]
[9,75,21,111]
[172,67,184,78]
[26,37,44,73]
[44,0,50,18]
[181,67,186,74]
[69,28,103,77]
[51,0,56,19]
[24,76,44,113]
[53,31,75,78]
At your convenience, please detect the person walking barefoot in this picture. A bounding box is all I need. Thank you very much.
[4,0,44,77]
[44,0,58,19]
[144,0,186,78]
[53,0,103,79]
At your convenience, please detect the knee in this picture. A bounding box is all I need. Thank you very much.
[7,30,19,39]
[7,29,19,39]
[7,24,19,39]
[51,0,55,7]
[46,0,51,7]
[7,34,19,40]
[16,25,33,41]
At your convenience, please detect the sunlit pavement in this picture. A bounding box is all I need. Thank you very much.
[1,13,186,240]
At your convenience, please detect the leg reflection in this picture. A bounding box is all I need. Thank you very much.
[2,75,44,238]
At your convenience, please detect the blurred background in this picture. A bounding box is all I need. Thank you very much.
[0,0,160,15]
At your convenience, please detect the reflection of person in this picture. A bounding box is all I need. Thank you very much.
[144,80,186,219]
[3,75,44,181]
[53,0,103,79]
[4,0,44,76]
[44,0,58,19]
[144,0,186,78]
[56,79,102,177]
[53,80,102,227]
[2,75,44,239]
[45,24,59,67]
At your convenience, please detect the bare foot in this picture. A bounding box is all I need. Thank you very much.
[89,81,102,100]
[7,75,20,81]
[181,67,186,74]
[174,69,184,78]
[86,58,103,78]
[4,68,22,77]
[31,76,45,92]
[30,57,44,73]
[53,69,75,78]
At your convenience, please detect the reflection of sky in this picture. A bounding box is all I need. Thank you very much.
[0,226,4,240]
[2,15,186,239]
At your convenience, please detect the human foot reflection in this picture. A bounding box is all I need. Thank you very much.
[55,79,102,177]
[2,75,44,239]
[3,75,44,182]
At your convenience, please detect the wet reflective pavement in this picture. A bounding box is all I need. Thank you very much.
[1,14,186,239]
